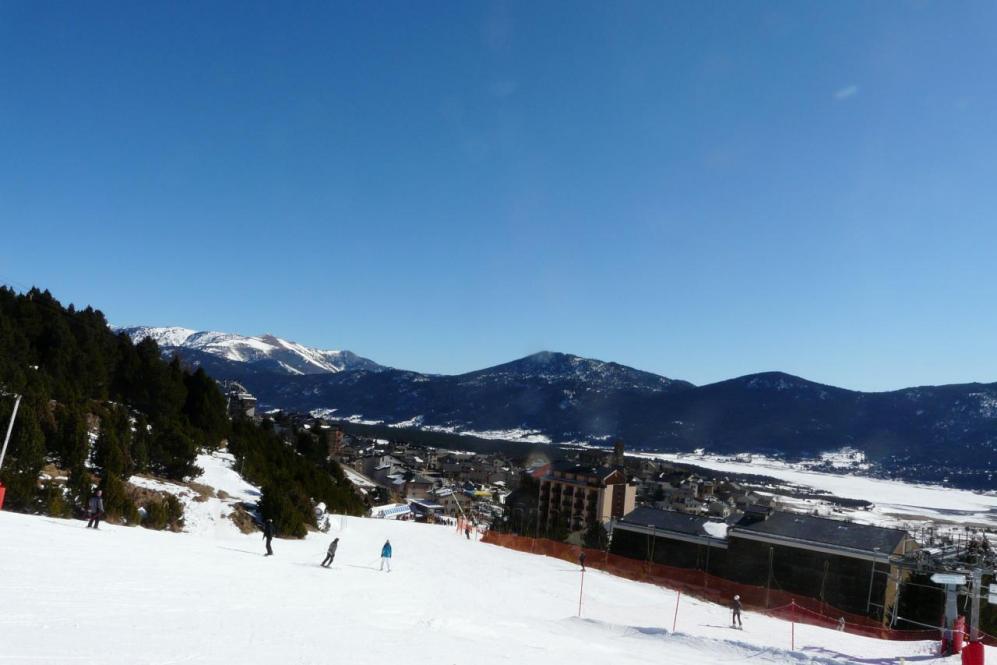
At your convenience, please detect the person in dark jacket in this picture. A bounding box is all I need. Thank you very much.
[321,538,339,567]
[86,490,104,529]
[464,525,472,540]
[579,551,587,571]
[379,539,392,572]
[262,519,275,556]
[731,594,743,628]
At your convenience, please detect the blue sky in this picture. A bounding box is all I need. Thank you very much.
[2,2,996,391]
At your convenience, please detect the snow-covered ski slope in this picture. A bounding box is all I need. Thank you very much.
[0,458,974,664]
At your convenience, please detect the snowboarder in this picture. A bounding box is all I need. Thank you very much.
[579,551,587,571]
[321,538,339,568]
[379,539,392,572]
[86,489,104,529]
[731,595,742,628]
[262,518,275,556]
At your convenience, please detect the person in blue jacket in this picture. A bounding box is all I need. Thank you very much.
[379,539,392,572]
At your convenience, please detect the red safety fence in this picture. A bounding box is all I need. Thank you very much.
[481,531,956,643]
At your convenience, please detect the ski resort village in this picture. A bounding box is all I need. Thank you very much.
[3,345,997,664]
[5,4,997,663]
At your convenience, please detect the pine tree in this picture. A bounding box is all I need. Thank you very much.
[182,367,228,446]
[66,461,93,514]
[259,483,308,538]
[0,402,45,512]
[99,473,137,524]
[131,414,150,473]
[93,423,129,477]
[583,520,610,550]
[148,421,198,480]
[57,405,90,470]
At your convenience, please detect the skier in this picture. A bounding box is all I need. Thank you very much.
[731,594,742,628]
[579,551,587,571]
[837,616,846,632]
[321,537,339,568]
[379,539,392,572]
[262,518,275,556]
[465,525,472,540]
[86,489,104,529]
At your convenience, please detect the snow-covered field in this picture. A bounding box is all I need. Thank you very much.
[128,451,261,537]
[651,451,997,530]
[0,453,966,665]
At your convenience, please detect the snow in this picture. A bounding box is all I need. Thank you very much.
[192,451,260,505]
[118,325,197,348]
[127,451,260,537]
[342,466,378,493]
[418,424,558,444]
[389,415,425,428]
[277,361,305,375]
[341,414,385,425]
[369,502,411,518]
[116,326,379,375]
[4,447,982,664]
[0,504,959,665]
[650,451,997,529]
[459,427,553,444]
[702,521,729,540]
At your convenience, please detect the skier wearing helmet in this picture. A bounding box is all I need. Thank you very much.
[731,595,743,628]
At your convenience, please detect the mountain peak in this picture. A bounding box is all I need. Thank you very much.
[729,371,847,393]
[115,326,382,376]
[463,350,694,393]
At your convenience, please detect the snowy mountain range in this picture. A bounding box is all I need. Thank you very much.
[119,326,997,485]
[116,326,382,376]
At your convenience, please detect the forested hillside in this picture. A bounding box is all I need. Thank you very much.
[0,287,362,530]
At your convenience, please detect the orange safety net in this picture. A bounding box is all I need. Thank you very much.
[481,531,945,643]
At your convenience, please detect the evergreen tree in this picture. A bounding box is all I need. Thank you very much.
[148,421,199,479]
[583,520,610,550]
[547,511,570,542]
[259,483,308,538]
[57,405,90,471]
[0,402,45,512]
[0,285,359,527]
[99,473,138,524]
[131,414,150,473]
[66,461,93,514]
[182,368,228,446]
[294,429,323,464]
[228,418,365,534]
[92,404,135,478]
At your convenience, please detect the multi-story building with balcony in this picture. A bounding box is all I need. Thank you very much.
[538,462,636,532]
